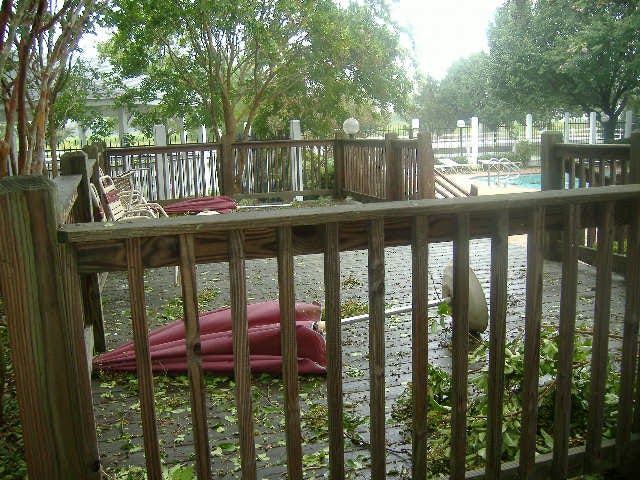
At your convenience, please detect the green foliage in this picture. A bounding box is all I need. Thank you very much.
[98,370,367,479]
[339,300,369,319]
[411,53,523,131]
[88,116,117,143]
[0,322,27,479]
[102,0,410,142]
[391,323,621,477]
[156,287,220,322]
[49,60,101,133]
[512,140,538,166]
[488,0,640,137]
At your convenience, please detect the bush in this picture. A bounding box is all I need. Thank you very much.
[512,140,538,166]
[0,315,27,479]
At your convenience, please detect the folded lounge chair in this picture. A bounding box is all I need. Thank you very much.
[435,158,464,173]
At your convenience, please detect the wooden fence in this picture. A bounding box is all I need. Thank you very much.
[1,150,640,478]
[339,134,434,201]
[103,135,437,203]
[541,131,640,270]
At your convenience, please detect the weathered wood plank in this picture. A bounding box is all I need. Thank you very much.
[585,202,615,471]
[277,227,303,480]
[541,132,564,191]
[53,173,82,223]
[324,223,345,479]
[486,210,508,479]
[451,214,470,480]
[125,238,162,480]
[0,176,100,480]
[617,198,640,474]
[576,246,627,275]
[553,143,630,160]
[60,152,106,355]
[630,131,640,184]
[551,203,580,479]
[228,230,258,479]
[519,207,544,478]
[62,188,640,275]
[62,185,640,243]
[385,136,403,201]
[369,219,386,480]
[411,216,429,480]
[178,235,211,480]
[463,436,640,480]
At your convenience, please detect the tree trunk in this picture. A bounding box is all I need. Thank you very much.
[16,41,30,174]
[47,118,59,177]
[602,119,616,144]
[29,87,48,175]
[0,140,9,177]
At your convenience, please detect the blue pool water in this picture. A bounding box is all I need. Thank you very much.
[472,173,542,190]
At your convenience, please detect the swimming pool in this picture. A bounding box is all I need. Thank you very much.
[472,173,542,190]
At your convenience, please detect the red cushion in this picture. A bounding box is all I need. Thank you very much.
[163,195,238,214]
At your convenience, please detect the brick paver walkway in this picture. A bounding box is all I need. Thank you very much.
[94,237,627,478]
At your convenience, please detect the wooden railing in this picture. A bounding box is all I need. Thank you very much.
[434,170,474,198]
[104,140,335,202]
[2,155,640,478]
[105,143,222,201]
[0,154,102,479]
[104,136,436,204]
[541,131,640,269]
[340,134,434,201]
[230,139,335,199]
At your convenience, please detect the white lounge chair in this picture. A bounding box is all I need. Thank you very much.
[435,158,464,173]
[92,174,168,221]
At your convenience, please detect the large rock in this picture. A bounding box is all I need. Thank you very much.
[441,265,488,333]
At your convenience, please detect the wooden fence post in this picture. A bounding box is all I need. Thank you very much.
[220,134,235,195]
[385,133,403,201]
[0,176,100,479]
[334,135,346,199]
[61,151,106,354]
[418,132,435,199]
[541,131,564,191]
[541,131,564,260]
[630,130,640,184]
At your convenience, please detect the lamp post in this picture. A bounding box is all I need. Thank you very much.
[456,119,465,158]
[342,117,360,139]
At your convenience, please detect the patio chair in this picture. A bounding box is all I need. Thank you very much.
[435,158,464,173]
[93,174,168,221]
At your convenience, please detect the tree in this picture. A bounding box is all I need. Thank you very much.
[46,59,99,175]
[488,0,640,141]
[412,53,520,132]
[0,0,97,177]
[102,0,410,191]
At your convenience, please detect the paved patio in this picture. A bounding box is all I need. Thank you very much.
[91,232,627,478]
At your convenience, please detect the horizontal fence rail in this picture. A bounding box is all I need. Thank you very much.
[52,184,640,479]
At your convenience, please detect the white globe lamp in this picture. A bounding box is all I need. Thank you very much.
[342,117,360,139]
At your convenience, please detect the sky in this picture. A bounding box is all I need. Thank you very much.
[390,0,505,79]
